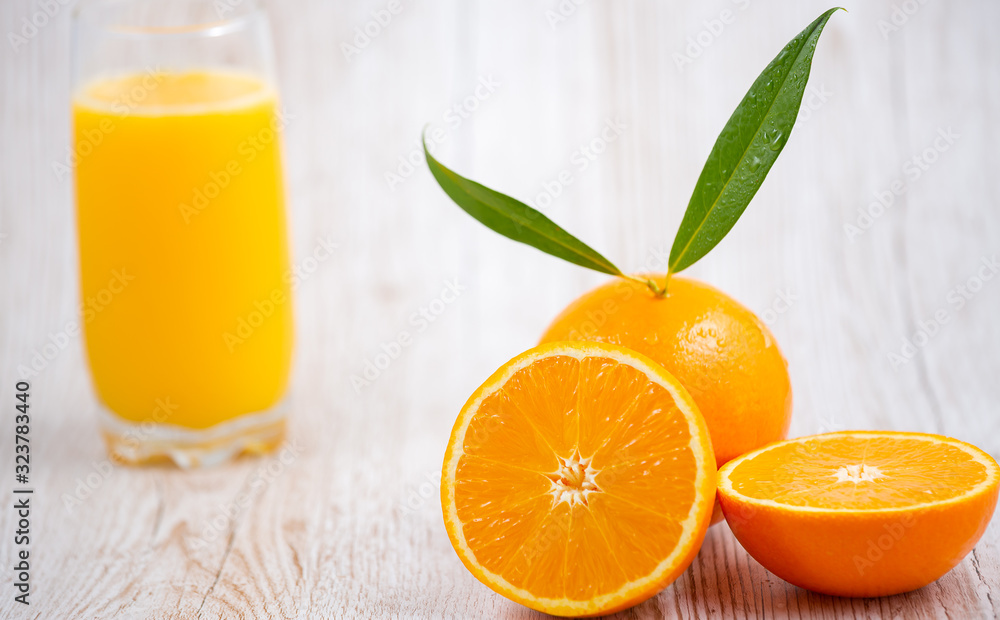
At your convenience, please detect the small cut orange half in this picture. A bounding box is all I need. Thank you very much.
[718,431,1000,597]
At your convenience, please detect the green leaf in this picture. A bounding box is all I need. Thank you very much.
[668,7,843,274]
[423,135,623,276]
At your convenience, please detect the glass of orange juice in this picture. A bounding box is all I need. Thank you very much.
[72,0,293,467]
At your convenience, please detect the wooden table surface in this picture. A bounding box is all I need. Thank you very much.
[2,0,999,617]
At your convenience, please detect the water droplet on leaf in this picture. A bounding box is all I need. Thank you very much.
[767,130,785,151]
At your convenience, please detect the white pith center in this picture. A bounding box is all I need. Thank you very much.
[833,463,885,483]
[547,451,602,507]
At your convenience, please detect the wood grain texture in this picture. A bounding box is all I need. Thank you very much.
[1,0,999,618]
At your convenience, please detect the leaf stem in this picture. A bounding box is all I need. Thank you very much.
[623,274,668,298]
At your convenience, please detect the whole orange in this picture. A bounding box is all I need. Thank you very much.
[540,275,792,470]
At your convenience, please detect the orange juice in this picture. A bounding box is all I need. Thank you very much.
[73,70,293,430]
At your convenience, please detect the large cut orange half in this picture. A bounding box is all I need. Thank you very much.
[441,342,716,616]
[718,431,1000,597]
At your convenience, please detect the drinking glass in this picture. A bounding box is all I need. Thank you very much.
[72,0,293,467]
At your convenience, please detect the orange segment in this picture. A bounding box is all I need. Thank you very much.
[718,431,1000,597]
[462,390,559,472]
[442,342,716,616]
[501,355,581,457]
